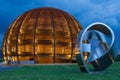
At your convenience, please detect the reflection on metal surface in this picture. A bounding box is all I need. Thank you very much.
[76,22,117,74]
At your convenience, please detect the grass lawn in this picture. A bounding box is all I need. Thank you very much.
[0,63,120,80]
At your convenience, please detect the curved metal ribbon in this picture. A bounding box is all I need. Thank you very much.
[76,22,117,74]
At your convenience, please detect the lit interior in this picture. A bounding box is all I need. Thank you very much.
[2,8,82,64]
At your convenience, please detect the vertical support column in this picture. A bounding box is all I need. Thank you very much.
[51,14,56,63]
[16,13,28,64]
[33,10,40,64]
[62,13,73,63]
[4,31,9,64]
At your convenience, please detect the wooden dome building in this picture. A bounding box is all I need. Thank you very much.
[2,7,82,64]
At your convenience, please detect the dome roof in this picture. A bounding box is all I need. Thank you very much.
[2,7,82,64]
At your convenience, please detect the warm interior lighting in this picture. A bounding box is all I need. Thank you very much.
[18,51,21,54]
[8,40,10,44]
[2,7,82,64]
[67,55,71,59]
[18,39,21,43]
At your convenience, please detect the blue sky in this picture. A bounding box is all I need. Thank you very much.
[0,0,120,49]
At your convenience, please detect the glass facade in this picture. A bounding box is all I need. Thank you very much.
[2,8,82,64]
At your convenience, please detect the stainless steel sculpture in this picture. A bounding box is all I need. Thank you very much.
[76,22,117,74]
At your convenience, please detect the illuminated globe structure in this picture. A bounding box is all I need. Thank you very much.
[2,7,82,64]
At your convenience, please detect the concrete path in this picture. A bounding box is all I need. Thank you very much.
[0,62,21,71]
[0,61,76,71]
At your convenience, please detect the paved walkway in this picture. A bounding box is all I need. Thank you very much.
[0,62,21,71]
[0,66,21,71]
[0,61,77,71]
